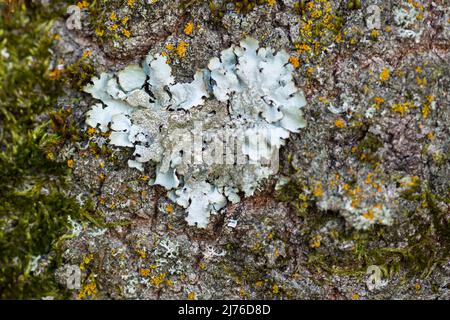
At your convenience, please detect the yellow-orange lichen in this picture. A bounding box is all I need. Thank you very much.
[183,22,194,36]
[379,68,390,82]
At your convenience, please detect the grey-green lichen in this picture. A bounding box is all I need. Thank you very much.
[84,37,307,228]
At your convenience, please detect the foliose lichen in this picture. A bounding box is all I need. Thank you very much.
[84,37,307,228]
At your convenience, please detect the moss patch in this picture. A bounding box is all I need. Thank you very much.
[0,1,98,299]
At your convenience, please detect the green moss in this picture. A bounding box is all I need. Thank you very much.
[354,191,450,278]
[63,57,96,90]
[0,1,101,299]
[359,133,382,153]
[352,132,382,166]
[49,108,82,143]
[227,0,267,14]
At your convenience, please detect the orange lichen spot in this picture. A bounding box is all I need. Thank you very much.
[311,9,322,19]
[310,234,322,248]
[349,38,358,45]
[365,172,373,185]
[139,268,151,277]
[82,253,94,267]
[166,204,174,214]
[77,279,97,300]
[334,118,346,128]
[330,178,337,187]
[427,132,435,140]
[267,0,276,6]
[47,68,62,80]
[318,96,329,103]
[127,0,136,8]
[166,279,174,287]
[110,24,119,31]
[183,22,194,36]
[165,43,174,51]
[150,273,166,287]
[122,29,131,38]
[272,284,280,294]
[141,175,149,182]
[255,280,264,287]
[95,28,104,37]
[82,50,92,59]
[289,56,300,69]
[351,198,360,208]
[187,292,196,300]
[306,1,315,11]
[373,96,385,105]
[416,76,427,86]
[67,159,74,168]
[135,249,147,259]
[140,190,148,197]
[295,43,312,54]
[176,41,188,58]
[351,293,360,300]
[370,29,380,40]
[77,1,89,9]
[392,101,413,115]
[306,67,315,76]
[380,67,390,82]
[363,209,374,220]
[313,183,324,197]
[422,104,430,119]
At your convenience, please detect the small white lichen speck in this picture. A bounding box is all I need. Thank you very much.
[84,38,307,228]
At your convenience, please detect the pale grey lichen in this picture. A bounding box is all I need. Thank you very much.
[84,38,306,228]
